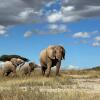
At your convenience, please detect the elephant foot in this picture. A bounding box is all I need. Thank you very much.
[46,73,50,77]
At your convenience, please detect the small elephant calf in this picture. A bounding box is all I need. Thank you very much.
[20,62,38,76]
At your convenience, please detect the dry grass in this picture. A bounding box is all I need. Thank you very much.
[0,89,100,100]
[0,69,99,100]
[62,69,100,78]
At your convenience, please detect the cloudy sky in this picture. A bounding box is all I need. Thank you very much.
[0,0,100,69]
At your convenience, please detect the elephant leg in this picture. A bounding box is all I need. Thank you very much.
[5,72,11,76]
[2,70,10,76]
[41,66,46,76]
[28,71,31,76]
[46,61,52,77]
[12,70,17,77]
[56,61,61,76]
[2,71,5,76]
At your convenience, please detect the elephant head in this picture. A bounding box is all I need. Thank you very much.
[55,45,65,61]
[46,45,65,61]
[11,58,25,68]
[29,62,40,70]
[29,62,35,70]
[17,58,25,67]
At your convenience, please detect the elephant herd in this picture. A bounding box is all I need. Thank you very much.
[1,45,65,77]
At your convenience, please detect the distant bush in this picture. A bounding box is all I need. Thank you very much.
[92,66,100,70]
[0,55,29,62]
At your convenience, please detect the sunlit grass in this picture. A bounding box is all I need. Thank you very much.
[0,69,99,100]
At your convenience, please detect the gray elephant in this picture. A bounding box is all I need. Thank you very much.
[20,62,39,76]
[2,58,25,76]
[40,45,65,77]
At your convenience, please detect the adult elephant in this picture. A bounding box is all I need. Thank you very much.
[40,45,65,77]
[2,58,25,76]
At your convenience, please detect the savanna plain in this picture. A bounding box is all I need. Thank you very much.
[0,67,100,100]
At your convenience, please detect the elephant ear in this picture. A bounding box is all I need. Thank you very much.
[10,58,18,67]
[17,58,24,64]
[17,58,25,68]
[46,46,56,59]
[61,46,65,60]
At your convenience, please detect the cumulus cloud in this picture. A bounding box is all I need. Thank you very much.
[73,31,99,38]
[0,0,54,26]
[92,42,100,47]
[48,24,68,34]
[24,24,68,37]
[24,31,33,37]
[47,0,100,23]
[0,0,100,26]
[73,32,90,38]
[92,36,100,47]
[94,36,100,41]
[72,31,100,46]
[67,65,79,70]
[0,25,8,36]
[0,0,100,37]
[47,12,62,23]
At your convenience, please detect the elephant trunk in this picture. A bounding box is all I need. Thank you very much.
[19,62,25,69]
[56,54,62,61]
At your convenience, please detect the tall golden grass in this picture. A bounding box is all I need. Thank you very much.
[0,69,99,100]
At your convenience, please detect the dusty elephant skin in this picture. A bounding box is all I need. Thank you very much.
[2,58,25,76]
[20,62,39,76]
[40,45,65,77]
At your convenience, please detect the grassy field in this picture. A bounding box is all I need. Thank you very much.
[0,68,100,100]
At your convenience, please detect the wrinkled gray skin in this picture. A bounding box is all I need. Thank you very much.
[20,62,39,76]
[2,58,25,76]
[40,45,65,77]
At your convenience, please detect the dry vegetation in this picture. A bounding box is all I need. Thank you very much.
[0,68,99,100]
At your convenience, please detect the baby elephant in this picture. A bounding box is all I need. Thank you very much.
[20,62,38,76]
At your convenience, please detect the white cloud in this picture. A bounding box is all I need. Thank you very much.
[46,1,55,7]
[91,30,99,34]
[47,0,100,23]
[47,12,62,23]
[0,0,54,26]
[24,24,68,36]
[19,8,34,19]
[61,6,75,12]
[92,42,100,47]
[92,36,100,46]
[49,24,58,30]
[0,0,100,27]
[0,25,7,36]
[94,36,100,41]
[24,31,33,37]
[48,24,68,34]
[49,24,67,31]
[67,65,79,70]
[73,32,90,38]
[47,10,83,23]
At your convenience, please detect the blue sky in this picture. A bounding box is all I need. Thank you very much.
[0,0,100,69]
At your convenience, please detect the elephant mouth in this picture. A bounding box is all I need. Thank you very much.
[56,57,62,61]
